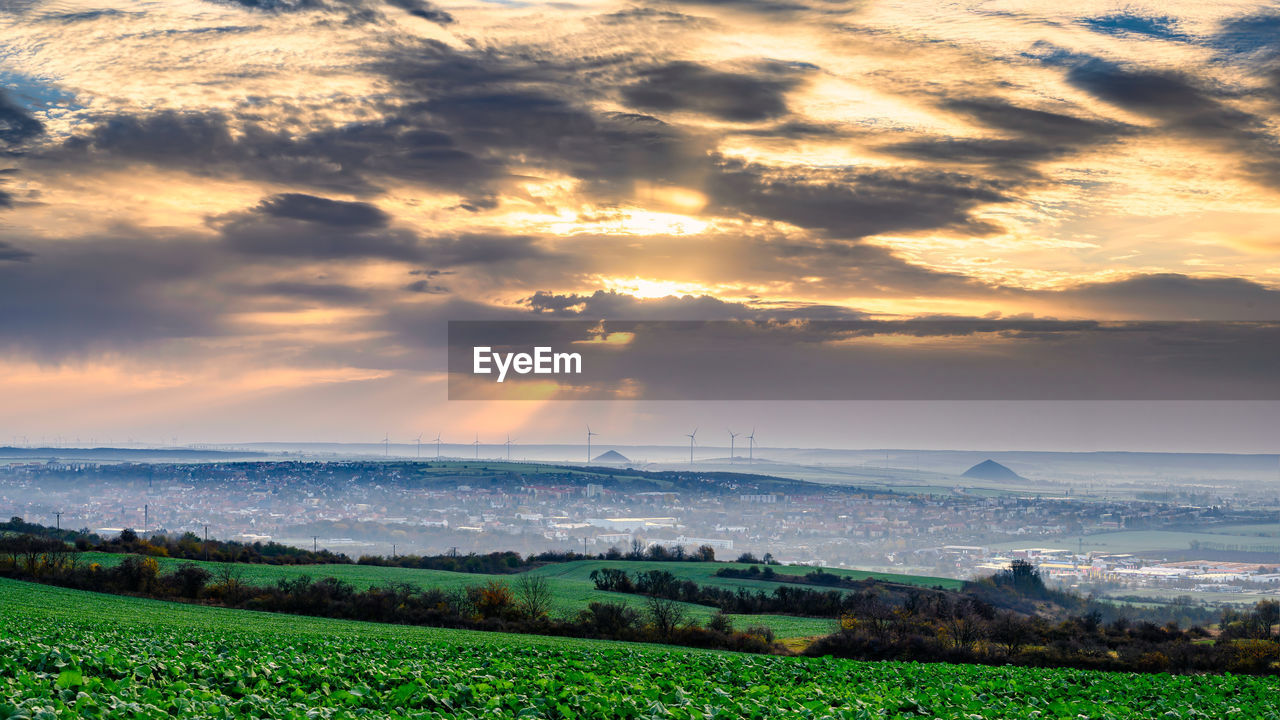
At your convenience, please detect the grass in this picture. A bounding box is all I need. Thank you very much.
[526,559,962,589]
[78,553,841,639]
[3,577,1277,719]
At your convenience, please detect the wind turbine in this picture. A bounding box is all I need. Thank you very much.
[586,425,598,464]
[434,432,442,460]
[505,434,514,461]
[747,427,756,464]
[686,428,697,464]
[473,434,480,460]
[383,432,390,457]
[415,433,423,458]
[728,430,739,464]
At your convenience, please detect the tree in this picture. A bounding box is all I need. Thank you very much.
[514,575,552,620]
[1255,600,1280,639]
[577,602,639,635]
[695,545,716,562]
[472,579,515,620]
[993,559,1045,596]
[635,570,678,598]
[991,612,1030,656]
[589,567,633,592]
[213,563,245,604]
[172,563,211,598]
[707,610,733,635]
[645,594,687,638]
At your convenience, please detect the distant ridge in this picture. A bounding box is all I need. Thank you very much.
[961,459,1025,481]
[592,450,631,463]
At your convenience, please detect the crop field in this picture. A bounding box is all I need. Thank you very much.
[78,554,840,639]
[3,578,1277,719]
[525,560,962,590]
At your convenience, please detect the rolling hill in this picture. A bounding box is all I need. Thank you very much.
[2,577,1272,719]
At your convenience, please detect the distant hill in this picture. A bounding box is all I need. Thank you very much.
[591,450,631,463]
[961,459,1024,481]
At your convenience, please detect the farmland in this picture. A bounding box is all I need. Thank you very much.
[78,554,853,639]
[3,578,1278,719]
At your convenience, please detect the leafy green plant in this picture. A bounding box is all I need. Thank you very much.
[3,577,1277,719]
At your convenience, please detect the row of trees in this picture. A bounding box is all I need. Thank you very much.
[588,563,1280,675]
[593,567,869,617]
[808,597,1280,675]
[7,518,729,572]
[0,538,782,655]
[355,542,720,572]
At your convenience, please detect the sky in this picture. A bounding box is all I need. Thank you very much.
[1,0,1279,451]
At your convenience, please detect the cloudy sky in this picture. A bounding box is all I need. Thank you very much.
[2,0,1279,451]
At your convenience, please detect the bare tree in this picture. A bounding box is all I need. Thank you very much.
[514,574,553,620]
[214,563,246,604]
[645,594,686,638]
[991,612,1030,656]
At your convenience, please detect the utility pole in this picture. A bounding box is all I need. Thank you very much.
[144,504,148,535]
[54,511,62,530]
[204,524,209,561]
[392,544,396,558]
[313,536,319,553]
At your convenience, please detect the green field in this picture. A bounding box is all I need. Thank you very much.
[3,578,1277,719]
[525,559,960,588]
[80,554,846,639]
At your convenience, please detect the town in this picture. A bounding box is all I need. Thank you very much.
[3,458,1276,606]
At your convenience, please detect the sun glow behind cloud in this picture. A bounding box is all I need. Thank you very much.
[1,0,1279,444]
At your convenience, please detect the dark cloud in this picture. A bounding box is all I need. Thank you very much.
[596,7,708,26]
[0,90,45,148]
[385,0,453,25]
[207,0,453,25]
[215,197,557,267]
[403,279,448,294]
[942,98,1125,145]
[206,0,327,11]
[523,289,867,320]
[662,0,847,14]
[214,195,422,260]
[55,110,496,195]
[404,268,451,293]
[732,120,841,138]
[1046,273,1280,321]
[0,237,226,358]
[620,61,807,122]
[258,193,390,229]
[415,90,705,196]
[44,8,144,23]
[0,240,34,262]
[366,41,717,197]
[423,234,555,267]
[1065,59,1280,189]
[707,159,1008,238]
[764,237,984,294]
[880,98,1130,175]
